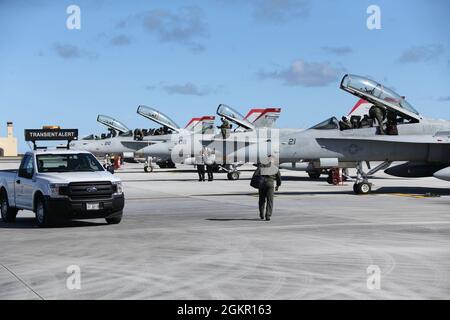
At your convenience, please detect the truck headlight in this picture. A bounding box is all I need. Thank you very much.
[113,182,123,195]
[49,184,69,197]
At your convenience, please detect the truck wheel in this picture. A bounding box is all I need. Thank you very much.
[0,192,18,223]
[35,196,52,227]
[105,212,122,225]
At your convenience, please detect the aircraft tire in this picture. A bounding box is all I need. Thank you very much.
[227,172,240,180]
[144,166,153,173]
[307,170,321,179]
[354,182,371,195]
[326,176,334,185]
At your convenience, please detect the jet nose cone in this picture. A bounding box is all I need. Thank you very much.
[433,167,450,181]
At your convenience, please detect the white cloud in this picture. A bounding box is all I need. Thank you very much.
[259,59,344,87]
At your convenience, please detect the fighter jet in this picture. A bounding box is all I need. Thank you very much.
[137,105,282,178]
[285,75,450,193]
[70,113,215,169]
[213,74,450,194]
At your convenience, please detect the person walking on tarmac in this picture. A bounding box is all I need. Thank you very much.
[196,149,206,181]
[253,155,281,221]
[219,117,231,139]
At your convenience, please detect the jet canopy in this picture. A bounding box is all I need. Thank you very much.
[309,117,340,130]
[137,105,180,133]
[97,115,130,134]
[340,74,421,122]
[217,104,255,131]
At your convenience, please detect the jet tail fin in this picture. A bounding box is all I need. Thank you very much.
[347,99,373,117]
[244,108,282,128]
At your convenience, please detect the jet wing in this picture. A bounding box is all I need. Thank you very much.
[317,135,450,144]
[120,140,159,151]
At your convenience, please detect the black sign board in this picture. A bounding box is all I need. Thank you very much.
[25,129,79,141]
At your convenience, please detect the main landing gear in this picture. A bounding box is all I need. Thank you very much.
[220,164,240,180]
[353,161,392,195]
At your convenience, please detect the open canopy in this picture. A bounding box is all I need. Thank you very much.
[340,74,421,122]
[216,104,255,130]
[97,115,130,134]
[137,105,180,132]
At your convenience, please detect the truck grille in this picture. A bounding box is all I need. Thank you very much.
[67,181,114,200]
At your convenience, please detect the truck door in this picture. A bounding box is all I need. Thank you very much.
[15,155,35,210]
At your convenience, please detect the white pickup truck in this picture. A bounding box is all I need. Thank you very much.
[0,149,125,227]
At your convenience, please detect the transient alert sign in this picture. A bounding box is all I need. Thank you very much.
[25,129,79,141]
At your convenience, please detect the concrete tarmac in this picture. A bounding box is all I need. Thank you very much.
[1,161,449,300]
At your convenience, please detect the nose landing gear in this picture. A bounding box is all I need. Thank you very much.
[353,161,392,195]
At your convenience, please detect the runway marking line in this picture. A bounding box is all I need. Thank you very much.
[0,263,44,300]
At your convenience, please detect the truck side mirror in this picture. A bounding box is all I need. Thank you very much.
[18,168,33,179]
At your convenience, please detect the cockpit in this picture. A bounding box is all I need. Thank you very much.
[340,74,420,120]
[309,117,340,130]
[310,75,422,135]
[216,104,255,131]
[137,105,180,132]
[81,115,133,140]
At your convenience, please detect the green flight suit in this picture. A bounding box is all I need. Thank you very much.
[255,167,282,220]
[220,119,230,139]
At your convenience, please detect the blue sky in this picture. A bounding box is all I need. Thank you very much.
[1,0,449,151]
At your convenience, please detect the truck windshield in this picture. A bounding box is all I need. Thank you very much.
[36,154,104,173]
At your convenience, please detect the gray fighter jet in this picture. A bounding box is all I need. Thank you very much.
[137,105,281,178]
[70,113,215,169]
[214,74,450,194]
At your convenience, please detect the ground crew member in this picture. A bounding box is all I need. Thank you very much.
[219,117,230,139]
[104,154,111,168]
[255,155,281,221]
[196,149,205,181]
[203,146,214,181]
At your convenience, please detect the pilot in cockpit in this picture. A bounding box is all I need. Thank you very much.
[339,116,353,131]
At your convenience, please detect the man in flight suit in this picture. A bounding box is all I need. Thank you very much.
[369,105,386,135]
[196,150,206,181]
[219,117,231,139]
[255,155,281,221]
[202,146,215,181]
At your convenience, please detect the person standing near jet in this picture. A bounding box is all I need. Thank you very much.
[369,105,386,134]
[254,155,281,221]
[203,146,215,181]
[196,149,206,181]
[219,117,231,139]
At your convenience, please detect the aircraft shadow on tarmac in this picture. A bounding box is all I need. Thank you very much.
[195,190,355,197]
[0,218,108,229]
[375,186,450,196]
[195,186,450,197]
